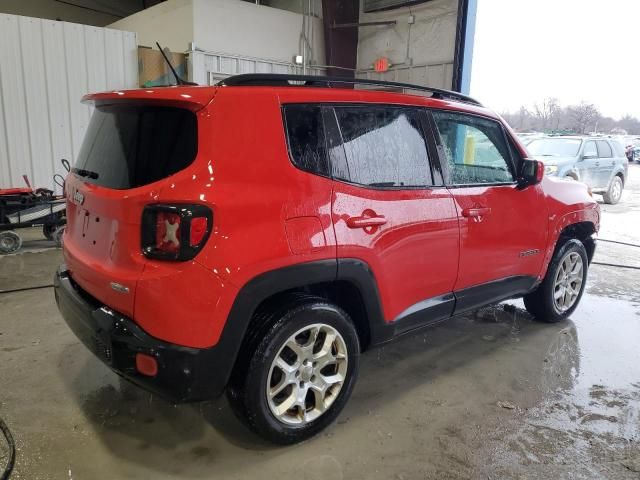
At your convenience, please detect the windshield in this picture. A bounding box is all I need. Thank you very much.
[74,104,197,189]
[527,138,582,157]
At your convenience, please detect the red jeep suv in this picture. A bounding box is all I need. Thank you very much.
[54,74,599,444]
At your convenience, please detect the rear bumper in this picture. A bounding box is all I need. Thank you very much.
[54,265,227,402]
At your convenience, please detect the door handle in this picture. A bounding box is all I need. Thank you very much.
[346,214,387,229]
[595,161,600,167]
[461,207,491,218]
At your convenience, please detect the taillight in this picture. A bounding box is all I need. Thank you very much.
[141,204,212,261]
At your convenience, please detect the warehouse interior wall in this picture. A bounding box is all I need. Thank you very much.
[109,0,324,67]
[0,14,137,190]
[109,0,194,52]
[193,0,324,64]
[0,0,162,27]
[356,0,458,88]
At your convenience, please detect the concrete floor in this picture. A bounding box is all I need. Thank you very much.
[2,167,640,479]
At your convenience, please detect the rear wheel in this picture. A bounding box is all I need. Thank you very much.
[524,239,588,323]
[603,175,623,204]
[227,296,360,444]
[0,231,22,254]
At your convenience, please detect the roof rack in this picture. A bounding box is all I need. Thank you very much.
[217,73,482,107]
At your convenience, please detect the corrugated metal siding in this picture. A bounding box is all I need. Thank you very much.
[188,50,325,85]
[0,14,137,191]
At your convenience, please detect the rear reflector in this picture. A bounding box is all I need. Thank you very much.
[141,204,213,261]
[135,353,158,377]
[190,217,208,246]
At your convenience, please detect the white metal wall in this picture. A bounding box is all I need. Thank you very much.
[188,50,325,85]
[0,14,137,192]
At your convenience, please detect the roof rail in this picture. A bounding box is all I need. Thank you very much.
[217,73,483,107]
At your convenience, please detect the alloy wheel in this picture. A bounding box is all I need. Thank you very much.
[552,252,584,313]
[610,177,622,203]
[266,323,348,425]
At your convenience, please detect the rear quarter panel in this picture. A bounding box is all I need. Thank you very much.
[190,87,338,291]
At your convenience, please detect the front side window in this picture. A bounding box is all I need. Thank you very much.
[431,111,515,185]
[333,106,432,187]
[283,105,329,176]
[596,140,612,158]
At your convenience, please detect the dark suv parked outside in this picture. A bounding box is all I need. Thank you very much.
[527,136,628,204]
[54,74,599,444]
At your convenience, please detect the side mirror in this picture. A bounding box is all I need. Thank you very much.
[518,159,544,188]
[582,153,597,160]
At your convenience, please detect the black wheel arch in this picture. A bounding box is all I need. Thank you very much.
[219,258,385,394]
[556,221,597,264]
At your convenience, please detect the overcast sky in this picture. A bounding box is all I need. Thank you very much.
[469,0,640,119]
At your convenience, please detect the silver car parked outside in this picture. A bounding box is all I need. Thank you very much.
[527,136,628,204]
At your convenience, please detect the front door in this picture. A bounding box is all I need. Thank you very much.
[577,140,600,187]
[328,105,459,325]
[429,110,548,312]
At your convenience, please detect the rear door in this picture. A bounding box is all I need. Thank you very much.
[64,104,198,317]
[329,105,459,326]
[596,139,616,188]
[429,110,548,311]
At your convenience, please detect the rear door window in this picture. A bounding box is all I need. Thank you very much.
[333,106,432,187]
[596,140,612,158]
[74,105,197,189]
[431,111,515,185]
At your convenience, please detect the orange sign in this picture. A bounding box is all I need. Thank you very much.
[374,57,390,72]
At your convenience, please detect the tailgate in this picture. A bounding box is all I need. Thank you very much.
[62,102,199,317]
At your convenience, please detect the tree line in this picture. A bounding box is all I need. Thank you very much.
[501,98,640,135]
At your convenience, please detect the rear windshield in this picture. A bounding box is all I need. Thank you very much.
[74,105,197,189]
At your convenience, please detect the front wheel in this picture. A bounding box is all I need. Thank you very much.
[227,296,360,444]
[524,239,588,323]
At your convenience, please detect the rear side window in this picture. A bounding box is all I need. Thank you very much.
[74,105,197,189]
[333,106,432,187]
[283,105,329,176]
[610,140,625,158]
[596,140,612,158]
[431,111,514,185]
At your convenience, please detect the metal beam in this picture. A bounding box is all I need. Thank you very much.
[331,20,397,29]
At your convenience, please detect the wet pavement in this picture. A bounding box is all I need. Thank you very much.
[1,166,640,479]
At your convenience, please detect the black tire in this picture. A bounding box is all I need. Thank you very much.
[602,175,623,204]
[43,223,56,240]
[524,239,588,323]
[0,231,22,254]
[226,295,360,444]
[53,225,65,248]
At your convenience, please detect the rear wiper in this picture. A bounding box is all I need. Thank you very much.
[72,168,99,180]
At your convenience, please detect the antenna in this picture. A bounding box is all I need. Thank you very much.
[155,42,197,86]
